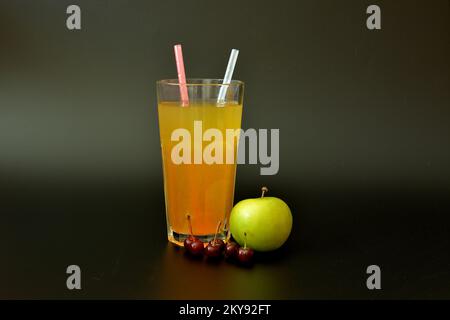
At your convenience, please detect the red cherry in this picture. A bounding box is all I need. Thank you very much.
[188,239,204,256]
[209,239,225,251]
[237,247,254,264]
[204,243,222,258]
[204,221,225,259]
[183,235,195,249]
[225,241,239,259]
[183,214,203,256]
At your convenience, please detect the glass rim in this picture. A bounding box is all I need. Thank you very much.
[157,78,244,87]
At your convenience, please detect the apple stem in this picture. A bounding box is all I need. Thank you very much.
[261,186,268,198]
[213,220,222,244]
[243,232,247,249]
[186,214,194,236]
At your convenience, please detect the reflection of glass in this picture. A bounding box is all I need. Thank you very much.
[154,244,227,299]
[157,79,244,245]
[151,244,285,299]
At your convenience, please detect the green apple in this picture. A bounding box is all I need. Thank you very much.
[230,187,293,252]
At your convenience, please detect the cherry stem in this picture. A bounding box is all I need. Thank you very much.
[261,186,268,198]
[213,220,222,244]
[243,232,247,249]
[187,214,194,236]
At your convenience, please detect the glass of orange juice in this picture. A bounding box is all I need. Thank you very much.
[157,79,244,245]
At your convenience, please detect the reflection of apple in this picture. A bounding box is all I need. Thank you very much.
[230,187,293,252]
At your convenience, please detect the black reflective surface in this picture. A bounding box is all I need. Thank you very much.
[1,0,449,299]
[2,182,450,299]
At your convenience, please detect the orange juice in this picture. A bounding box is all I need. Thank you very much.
[158,101,243,244]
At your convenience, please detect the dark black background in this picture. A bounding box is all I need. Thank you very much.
[1,0,449,299]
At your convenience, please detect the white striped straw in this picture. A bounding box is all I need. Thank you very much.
[217,49,239,103]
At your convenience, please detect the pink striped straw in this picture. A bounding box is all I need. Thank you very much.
[173,44,189,106]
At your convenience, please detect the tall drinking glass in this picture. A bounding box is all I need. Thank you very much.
[157,79,244,245]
